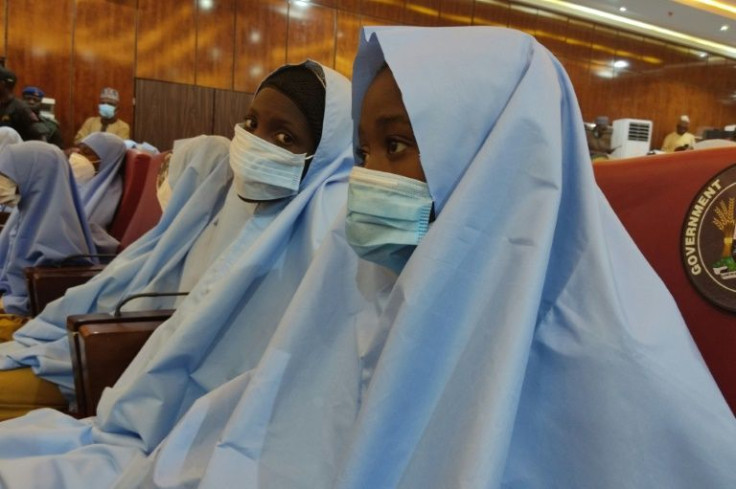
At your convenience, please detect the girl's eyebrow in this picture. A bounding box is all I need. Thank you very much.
[375,113,412,127]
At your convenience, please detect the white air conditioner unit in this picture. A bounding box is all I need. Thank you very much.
[40,97,56,122]
[611,118,652,159]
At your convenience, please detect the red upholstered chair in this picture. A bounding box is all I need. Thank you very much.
[594,147,736,414]
[108,149,154,244]
[115,150,168,251]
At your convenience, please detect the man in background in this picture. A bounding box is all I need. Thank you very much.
[661,115,696,152]
[73,87,130,145]
[0,67,48,141]
[586,115,614,161]
[21,86,63,148]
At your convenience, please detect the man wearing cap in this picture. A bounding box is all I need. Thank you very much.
[22,86,63,148]
[661,115,696,152]
[586,115,614,160]
[73,87,130,145]
[0,67,48,142]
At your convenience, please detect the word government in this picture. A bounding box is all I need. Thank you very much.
[684,178,722,275]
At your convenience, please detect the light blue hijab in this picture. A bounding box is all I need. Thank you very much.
[78,132,127,254]
[335,27,735,488]
[121,26,734,488]
[0,135,232,402]
[0,142,96,315]
[0,127,21,150]
[0,62,355,488]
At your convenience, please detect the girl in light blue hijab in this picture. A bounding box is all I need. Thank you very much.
[336,26,734,489]
[0,135,233,414]
[0,142,95,316]
[75,132,127,254]
[0,61,356,488]
[113,26,734,488]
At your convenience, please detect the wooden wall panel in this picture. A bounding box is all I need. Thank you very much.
[362,0,404,22]
[6,0,74,143]
[589,25,617,68]
[534,10,567,54]
[335,11,362,78]
[563,18,594,61]
[361,14,399,28]
[286,3,336,68]
[559,57,589,106]
[134,78,214,152]
[1,0,734,157]
[0,0,6,58]
[506,4,536,34]
[404,0,440,26]
[234,0,288,93]
[438,0,473,26]
[615,31,647,73]
[73,0,137,147]
[333,0,360,13]
[196,0,236,90]
[472,0,508,27]
[213,88,253,139]
[136,0,196,84]
[311,0,340,9]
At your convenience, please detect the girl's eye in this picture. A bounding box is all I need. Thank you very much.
[355,146,368,164]
[387,139,408,155]
[275,132,294,145]
[243,116,257,131]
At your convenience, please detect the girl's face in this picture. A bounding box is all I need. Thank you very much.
[243,87,317,156]
[77,143,101,169]
[357,67,425,182]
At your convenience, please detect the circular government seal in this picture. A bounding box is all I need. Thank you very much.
[682,163,736,312]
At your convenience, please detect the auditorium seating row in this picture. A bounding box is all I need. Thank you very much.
[18,146,736,419]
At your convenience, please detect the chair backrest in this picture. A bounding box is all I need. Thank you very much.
[594,147,736,414]
[25,265,106,316]
[115,150,168,251]
[107,149,153,243]
[67,310,173,417]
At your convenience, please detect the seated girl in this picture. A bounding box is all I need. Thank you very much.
[73,132,128,254]
[0,142,95,319]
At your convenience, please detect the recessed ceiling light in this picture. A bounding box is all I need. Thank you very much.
[613,59,629,69]
[721,25,730,31]
[697,51,708,58]
[619,6,627,12]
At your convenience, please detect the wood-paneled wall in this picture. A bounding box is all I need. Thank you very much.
[1,0,734,150]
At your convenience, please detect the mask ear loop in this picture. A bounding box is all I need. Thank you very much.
[300,153,315,181]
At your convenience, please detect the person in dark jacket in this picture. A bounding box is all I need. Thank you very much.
[0,67,48,142]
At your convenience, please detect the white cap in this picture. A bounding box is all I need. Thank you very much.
[680,115,690,123]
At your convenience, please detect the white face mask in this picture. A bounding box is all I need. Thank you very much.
[156,176,172,211]
[229,123,313,201]
[68,152,96,184]
[0,174,19,207]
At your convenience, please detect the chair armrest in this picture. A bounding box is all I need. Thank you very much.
[25,265,106,316]
[67,310,174,417]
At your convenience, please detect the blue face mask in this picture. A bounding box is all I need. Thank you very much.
[346,166,433,273]
[229,123,313,201]
[99,103,116,119]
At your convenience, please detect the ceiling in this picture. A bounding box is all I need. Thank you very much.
[521,0,736,56]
